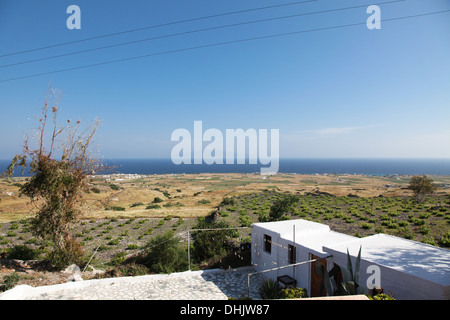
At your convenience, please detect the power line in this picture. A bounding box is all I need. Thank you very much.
[0,0,318,58]
[0,0,406,69]
[1,9,448,84]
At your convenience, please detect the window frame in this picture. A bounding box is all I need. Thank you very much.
[263,234,272,254]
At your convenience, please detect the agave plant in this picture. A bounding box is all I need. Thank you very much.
[258,278,284,299]
[322,245,363,296]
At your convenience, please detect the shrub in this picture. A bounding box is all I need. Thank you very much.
[240,214,253,227]
[361,223,373,230]
[370,293,395,300]
[268,194,299,221]
[153,197,163,203]
[408,175,436,203]
[109,251,127,266]
[419,226,430,235]
[220,197,236,206]
[9,223,19,230]
[137,231,188,274]
[104,263,149,278]
[90,187,100,193]
[107,206,125,211]
[439,232,450,247]
[192,220,234,263]
[258,279,283,299]
[421,237,437,246]
[109,184,120,190]
[107,238,121,246]
[130,202,144,208]
[0,272,20,292]
[282,287,308,299]
[45,238,85,270]
[143,228,153,235]
[6,245,39,260]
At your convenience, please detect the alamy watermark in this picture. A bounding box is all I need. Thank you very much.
[366,264,382,290]
[66,5,81,30]
[367,5,381,30]
[170,121,279,175]
[66,4,381,31]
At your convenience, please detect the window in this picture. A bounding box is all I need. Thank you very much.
[264,234,272,253]
[288,244,296,264]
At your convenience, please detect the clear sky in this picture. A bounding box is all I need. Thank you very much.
[0,0,449,160]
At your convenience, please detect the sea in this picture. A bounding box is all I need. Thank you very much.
[1,158,450,177]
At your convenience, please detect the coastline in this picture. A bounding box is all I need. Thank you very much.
[2,158,450,177]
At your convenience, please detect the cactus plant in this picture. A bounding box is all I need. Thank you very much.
[322,245,363,296]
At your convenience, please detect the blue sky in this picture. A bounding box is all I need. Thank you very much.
[0,0,449,160]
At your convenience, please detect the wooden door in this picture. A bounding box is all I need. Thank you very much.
[310,254,327,297]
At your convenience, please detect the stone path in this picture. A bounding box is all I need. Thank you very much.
[0,267,265,300]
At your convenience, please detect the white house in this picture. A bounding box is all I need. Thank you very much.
[251,219,450,300]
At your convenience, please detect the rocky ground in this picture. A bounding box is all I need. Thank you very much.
[0,259,103,288]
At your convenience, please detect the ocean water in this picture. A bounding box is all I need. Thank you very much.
[2,158,450,177]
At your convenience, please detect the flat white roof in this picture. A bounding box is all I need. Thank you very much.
[293,230,357,255]
[253,219,356,254]
[323,234,450,285]
[253,219,330,237]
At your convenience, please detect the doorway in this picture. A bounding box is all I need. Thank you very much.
[310,254,327,297]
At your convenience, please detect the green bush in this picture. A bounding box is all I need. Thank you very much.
[6,231,17,237]
[109,251,127,266]
[268,194,299,221]
[136,231,188,274]
[130,202,144,208]
[220,197,236,206]
[107,238,121,246]
[109,184,120,190]
[361,223,373,230]
[45,239,85,270]
[439,232,450,247]
[9,223,19,230]
[0,272,20,292]
[282,287,308,299]
[90,187,100,193]
[192,220,234,263]
[258,279,284,299]
[369,293,395,300]
[6,245,39,260]
[153,197,164,203]
[107,206,125,211]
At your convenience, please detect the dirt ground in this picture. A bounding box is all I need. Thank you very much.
[0,259,102,288]
[2,173,449,222]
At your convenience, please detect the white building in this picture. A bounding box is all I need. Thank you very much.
[251,219,450,300]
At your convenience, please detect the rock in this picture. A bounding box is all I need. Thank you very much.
[63,264,81,274]
[67,274,83,282]
[63,264,83,281]
[86,266,105,276]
